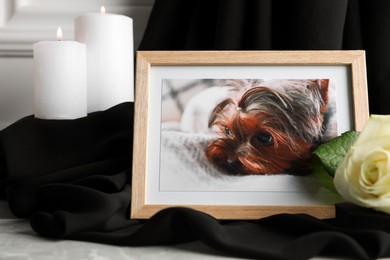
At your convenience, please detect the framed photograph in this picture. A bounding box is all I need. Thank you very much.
[131,51,369,220]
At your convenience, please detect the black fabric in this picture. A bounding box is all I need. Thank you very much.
[139,0,390,115]
[0,102,133,217]
[1,103,390,260]
[335,203,390,233]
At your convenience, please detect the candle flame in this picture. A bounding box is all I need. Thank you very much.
[100,6,106,14]
[56,27,63,41]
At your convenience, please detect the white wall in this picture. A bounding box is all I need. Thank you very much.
[0,0,154,129]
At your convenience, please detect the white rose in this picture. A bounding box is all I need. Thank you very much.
[334,115,390,214]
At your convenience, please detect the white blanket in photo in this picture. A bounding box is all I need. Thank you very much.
[160,130,323,193]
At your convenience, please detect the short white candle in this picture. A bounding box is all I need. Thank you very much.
[33,27,87,119]
[75,6,134,113]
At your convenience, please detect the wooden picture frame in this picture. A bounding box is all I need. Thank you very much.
[131,50,369,220]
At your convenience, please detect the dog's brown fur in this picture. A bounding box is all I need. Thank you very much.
[205,79,330,175]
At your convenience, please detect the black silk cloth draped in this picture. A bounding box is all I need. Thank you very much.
[2,1,390,259]
[139,0,390,115]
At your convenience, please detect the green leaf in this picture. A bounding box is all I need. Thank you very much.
[313,131,359,177]
[309,156,338,193]
[309,131,359,191]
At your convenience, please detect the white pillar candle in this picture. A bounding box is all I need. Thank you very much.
[33,27,87,119]
[75,6,134,113]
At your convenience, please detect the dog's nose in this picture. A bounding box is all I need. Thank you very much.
[227,157,241,169]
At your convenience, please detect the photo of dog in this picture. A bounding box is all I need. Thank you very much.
[178,79,335,176]
[206,79,330,175]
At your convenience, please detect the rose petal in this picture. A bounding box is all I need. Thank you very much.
[355,115,390,145]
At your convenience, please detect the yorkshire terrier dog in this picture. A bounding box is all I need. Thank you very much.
[197,79,330,176]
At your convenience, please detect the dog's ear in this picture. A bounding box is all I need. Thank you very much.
[318,79,329,103]
[317,79,329,113]
[208,98,234,128]
[309,79,329,113]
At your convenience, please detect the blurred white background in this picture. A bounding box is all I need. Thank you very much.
[0,0,154,129]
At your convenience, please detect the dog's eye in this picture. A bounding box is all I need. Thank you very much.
[254,132,273,145]
[224,126,232,136]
